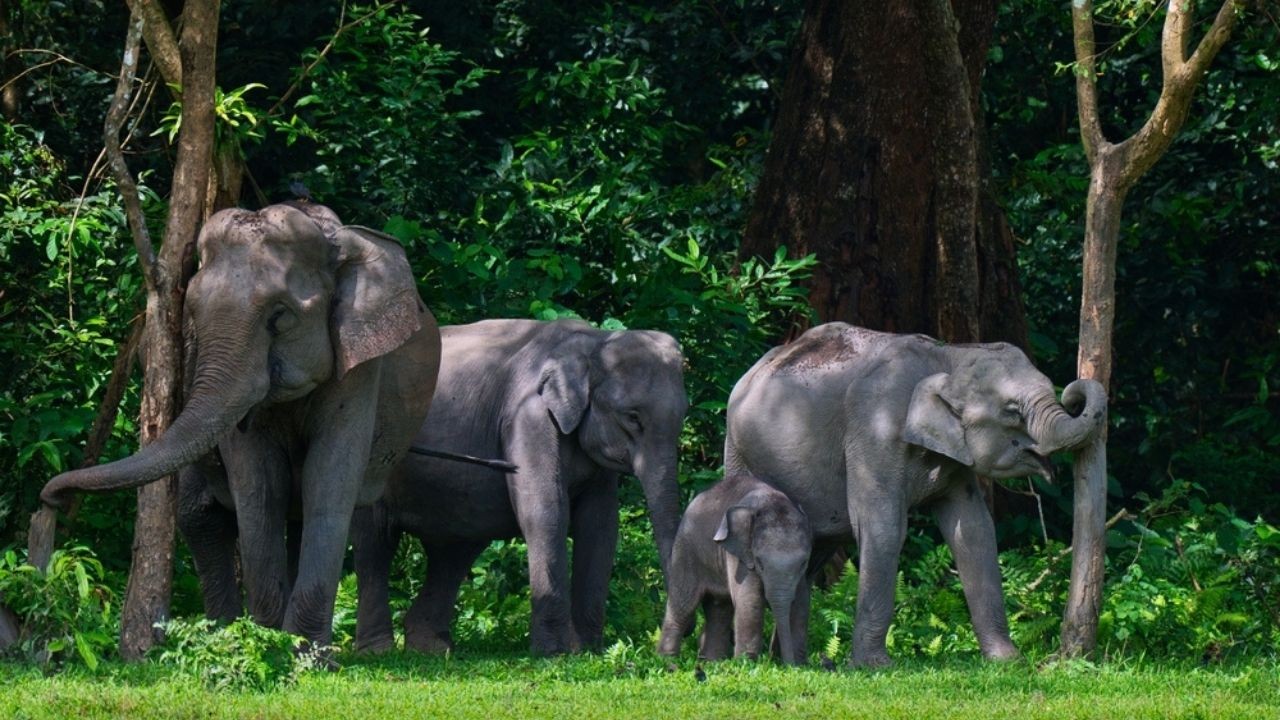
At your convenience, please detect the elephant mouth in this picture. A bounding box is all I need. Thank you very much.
[1030,452,1055,482]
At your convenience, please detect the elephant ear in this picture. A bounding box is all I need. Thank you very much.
[902,372,973,466]
[714,505,756,573]
[330,225,424,379]
[538,344,591,434]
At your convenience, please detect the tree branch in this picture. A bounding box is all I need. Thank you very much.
[102,9,155,284]
[1122,0,1239,185]
[129,0,181,91]
[266,1,396,117]
[1072,0,1106,164]
[1185,0,1239,78]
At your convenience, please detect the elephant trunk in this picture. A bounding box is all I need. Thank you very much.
[40,338,268,509]
[634,448,680,580]
[1025,379,1108,455]
[766,586,800,665]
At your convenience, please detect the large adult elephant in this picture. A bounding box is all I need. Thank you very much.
[38,202,440,646]
[724,323,1106,667]
[352,318,687,656]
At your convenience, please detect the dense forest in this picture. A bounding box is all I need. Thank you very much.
[0,0,1277,689]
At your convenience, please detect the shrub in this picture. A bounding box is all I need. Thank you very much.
[154,616,326,692]
[0,546,118,669]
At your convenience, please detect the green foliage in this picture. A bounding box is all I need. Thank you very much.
[0,546,117,669]
[278,3,488,222]
[0,121,146,560]
[154,617,325,692]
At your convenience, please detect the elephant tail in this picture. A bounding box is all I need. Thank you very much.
[407,445,519,473]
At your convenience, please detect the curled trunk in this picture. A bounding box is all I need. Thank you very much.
[1025,379,1107,454]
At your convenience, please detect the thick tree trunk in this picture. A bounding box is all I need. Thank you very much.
[739,0,1024,349]
[118,0,218,662]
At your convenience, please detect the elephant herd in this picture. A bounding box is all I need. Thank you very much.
[37,202,1107,667]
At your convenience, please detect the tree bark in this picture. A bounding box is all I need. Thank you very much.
[118,0,219,662]
[739,0,1022,348]
[0,0,18,121]
[1059,0,1239,658]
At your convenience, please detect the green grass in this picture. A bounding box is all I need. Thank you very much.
[3,650,1278,720]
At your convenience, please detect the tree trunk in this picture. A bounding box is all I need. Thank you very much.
[0,0,18,122]
[1059,0,1239,658]
[739,0,1024,349]
[118,0,219,662]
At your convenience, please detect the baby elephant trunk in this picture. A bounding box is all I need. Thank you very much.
[763,572,804,665]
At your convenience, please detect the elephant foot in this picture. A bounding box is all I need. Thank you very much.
[849,650,894,669]
[355,633,396,655]
[980,641,1022,662]
[529,634,574,657]
[405,628,454,655]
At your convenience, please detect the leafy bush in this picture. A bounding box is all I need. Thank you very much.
[0,546,118,669]
[154,616,326,692]
[0,121,150,560]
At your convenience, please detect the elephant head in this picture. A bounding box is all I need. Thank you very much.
[714,488,812,665]
[40,202,424,508]
[902,343,1107,480]
[538,329,687,574]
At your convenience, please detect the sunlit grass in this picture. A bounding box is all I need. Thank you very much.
[4,648,1277,719]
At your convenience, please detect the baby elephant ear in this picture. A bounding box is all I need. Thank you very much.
[714,505,756,572]
[902,372,974,466]
[330,225,425,379]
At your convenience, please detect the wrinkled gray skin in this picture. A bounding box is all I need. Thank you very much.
[352,318,687,656]
[725,323,1107,667]
[657,474,813,665]
[39,203,440,647]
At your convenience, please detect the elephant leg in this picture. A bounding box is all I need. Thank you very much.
[506,412,573,656]
[727,559,765,660]
[352,502,399,653]
[849,498,907,667]
[177,460,241,623]
[698,597,734,661]
[569,473,620,651]
[222,432,291,629]
[934,478,1019,661]
[285,363,378,646]
[286,518,303,589]
[404,540,485,654]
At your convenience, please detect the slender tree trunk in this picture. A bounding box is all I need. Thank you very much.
[1059,0,1239,657]
[0,0,18,122]
[118,0,219,662]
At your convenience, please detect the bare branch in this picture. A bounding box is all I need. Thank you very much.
[102,9,156,283]
[129,0,181,91]
[1072,0,1106,164]
[1185,0,1240,77]
[1121,0,1240,184]
[1161,0,1194,78]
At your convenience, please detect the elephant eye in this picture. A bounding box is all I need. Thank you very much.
[267,305,296,336]
[1002,402,1022,421]
[626,409,643,429]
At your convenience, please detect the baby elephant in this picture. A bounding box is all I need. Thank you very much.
[658,474,812,665]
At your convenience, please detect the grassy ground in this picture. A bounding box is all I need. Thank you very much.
[3,650,1277,720]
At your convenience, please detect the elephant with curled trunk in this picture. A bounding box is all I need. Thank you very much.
[38,202,440,646]
[724,323,1107,667]
[352,318,687,656]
